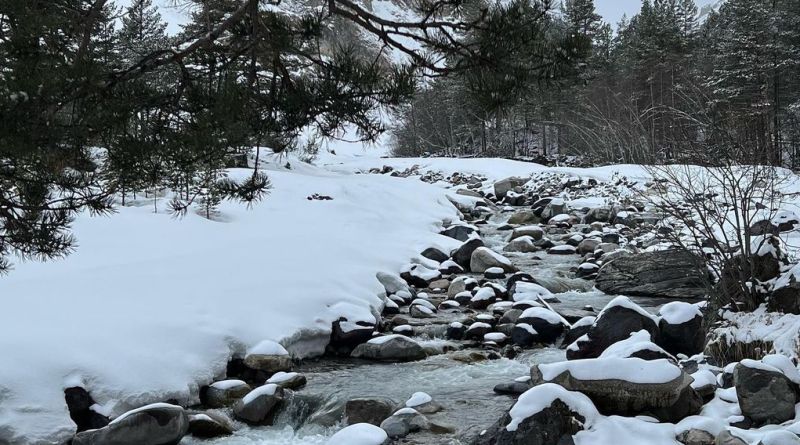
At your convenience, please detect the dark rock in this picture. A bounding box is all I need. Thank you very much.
[446,322,467,340]
[187,411,234,438]
[677,428,715,445]
[72,404,188,445]
[343,397,396,426]
[770,281,800,314]
[493,382,532,396]
[452,239,485,270]
[734,362,799,426]
[203,380,251,408]
[329,318,375,355]
[658,302,704,357]
[474,399,586,445]
[595,250,706,299]
[65,387,109,432]
[442,225,477,242]
[511,324,539,347]
[567,299,659,360]
[561,318,594,349]
[233,385,285,425]
[517,308,566,343]
[351,336,427,362]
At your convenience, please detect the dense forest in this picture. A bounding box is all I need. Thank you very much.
[392,0,800,166]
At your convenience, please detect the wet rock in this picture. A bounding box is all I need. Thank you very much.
[204,380,251,408]
[448,276,478,298]
[243,341,293,374]
[187,411,234,438]
[410,304,436,318]
[508,210,540,225]
[343,397,397,426]
[452,239,485,270]
[509,225,544,242]
[576,262,600,279]
[500,308,523,324]
[548,245,577,255]
[429,278,450,290]
[493,381,532,396]
[577,238,600,255]
[511,323,539,347]
[379,408,430,439]
[329,318,375,355]
[595,250,706,299]
[72,403,189,445]
[439,260,464,274]
[442,225,477,242]
[465,322,493,340]
[421,247,449,263]
[404,392,442,414]
[64,387,109,432]
[734,360,799,426]
[233,384,285,425]
[267,372,307,390]
[503,236,538,253]
[471,247,517,273]
[561,316,595,349]
[351,335,427,362]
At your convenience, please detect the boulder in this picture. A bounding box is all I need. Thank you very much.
[493,381,532,396]
[658,302,704,356]
[72,403,189,445]
[64,387,109,432]
[531,358,702,422]
[452,239,485,270]
[400,264,441,288]
[509,226,544,242]
[517,307,567,343]
[470,247,517,273]
[583,207,613,224]
[421,247,449,263]
[233,384,286,425]
[734,360,799,426]
[343,397,397,426]
[243,340,292,374]
[595,250,706,299]
[677,429,715,445]
[441,225,476,241]
[187,411,234,438]
[329,318,375,355]
[503,236,538,253]
[351,335,427,362]
[204,380,251,408]
[495,177,528,199]
[562,317,594,348]
[266,372,307,390]
[475,383,596,445]
[715,431,748,445]
[327,423,390,445]
[567,297,659,360]
[379,408,430,439]
[508,211,540,225]
[511,323,539,347]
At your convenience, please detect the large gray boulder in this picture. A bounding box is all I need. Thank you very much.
[470,247,517,273]
[452,238,485,270]
[204,380,251,408]
[72,403,189,445]
[734,360,799,426]
[531,358,702,423]
[351,335,427,362]
[494,177,528,199]
[567,297,659,360]
[595,250,707,299]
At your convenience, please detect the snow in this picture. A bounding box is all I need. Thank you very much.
[472,287,497,302]
[367,334,409,345]
[0,159,458,443]
[267,372,300,384]
[109,402,181,425]
[326,423,389,445]
[241,384,280,405]
[572,316,596,328]
[247,340,289,357]
[599,330,672,360]
[538,358,682,384]
[506,383,598,432]
[210,379,248,390]
[484,333,507,342]
[473,247,513,267]
[659,302,702,325]
[596,296,658,324]
[761,354,800,384]
[690,370,718,390]
[512,282,553,302]
[520,307,567,325]
[405,392,432,408]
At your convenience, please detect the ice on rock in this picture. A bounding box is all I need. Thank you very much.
[506,383,598,432]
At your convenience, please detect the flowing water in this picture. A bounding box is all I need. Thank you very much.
[182,209,670,444]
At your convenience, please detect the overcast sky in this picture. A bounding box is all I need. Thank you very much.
[596,0,717,27]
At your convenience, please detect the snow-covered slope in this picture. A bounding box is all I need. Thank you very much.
[0,157,457,444]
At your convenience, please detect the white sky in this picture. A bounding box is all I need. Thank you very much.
[596,0,718,27]
[124,0,721,35]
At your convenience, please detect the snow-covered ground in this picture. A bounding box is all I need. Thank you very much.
[0,153,458,444]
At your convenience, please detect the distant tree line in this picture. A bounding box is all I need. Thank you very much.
[391,0,800,167]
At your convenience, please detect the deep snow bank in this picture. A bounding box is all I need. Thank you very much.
[0,160,457,444]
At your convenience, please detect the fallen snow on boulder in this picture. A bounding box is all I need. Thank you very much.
[507,383,598,432]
